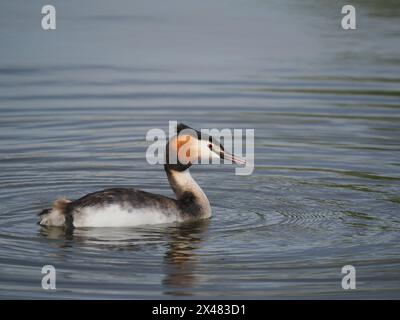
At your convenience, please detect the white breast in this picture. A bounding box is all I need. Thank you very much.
[72,204,181,228]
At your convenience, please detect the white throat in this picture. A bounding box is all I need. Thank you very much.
[166,168,211,218]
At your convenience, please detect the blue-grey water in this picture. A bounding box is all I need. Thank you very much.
[0,0,399,299]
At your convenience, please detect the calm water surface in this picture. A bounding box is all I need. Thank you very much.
[0,0,400,298]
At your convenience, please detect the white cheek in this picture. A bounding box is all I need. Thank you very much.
[198,141,218,164]
[211,152,220,160]
[198,151,212,164]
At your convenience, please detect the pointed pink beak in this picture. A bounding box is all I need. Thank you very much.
[222,151,247,165]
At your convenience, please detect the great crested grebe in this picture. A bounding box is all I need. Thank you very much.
[39,123,246,228]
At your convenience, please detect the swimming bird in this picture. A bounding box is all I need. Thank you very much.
[39,123,246,228]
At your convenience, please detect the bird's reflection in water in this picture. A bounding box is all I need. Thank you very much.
[38,219,210,296]
[162,219,210,296]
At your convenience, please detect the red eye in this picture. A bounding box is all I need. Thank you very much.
[208,144,212,150]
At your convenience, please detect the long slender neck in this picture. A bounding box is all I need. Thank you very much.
[164,166,211,219]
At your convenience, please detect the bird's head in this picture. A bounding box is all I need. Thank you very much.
[165,123,246,171]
